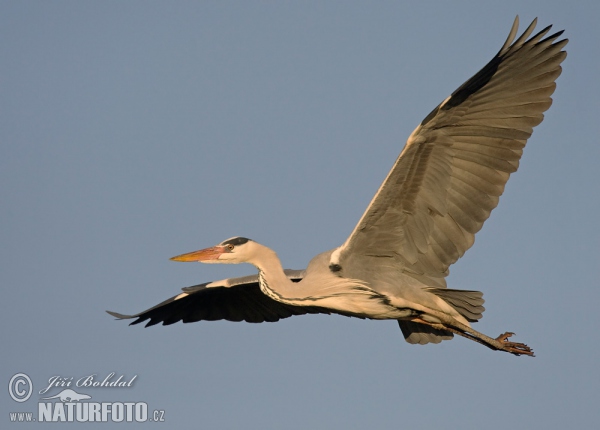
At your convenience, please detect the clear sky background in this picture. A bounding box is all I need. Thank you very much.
[2,1,599,429]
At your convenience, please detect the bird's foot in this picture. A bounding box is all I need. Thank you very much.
[495,332,534,356]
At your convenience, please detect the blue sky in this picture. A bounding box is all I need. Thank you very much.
[2,1,599,428]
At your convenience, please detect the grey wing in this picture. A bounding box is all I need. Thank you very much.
[106,269,331,326]
[336,17,567,288]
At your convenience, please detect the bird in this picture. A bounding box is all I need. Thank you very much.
[108,17,567,356]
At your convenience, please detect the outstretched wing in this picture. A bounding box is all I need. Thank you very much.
[107,269,331,326]
[336,17,567,287]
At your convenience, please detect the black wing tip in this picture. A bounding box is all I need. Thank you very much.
[107,310,152,327]
[420,17,567,127]
[544,29,567,43]
[143,318,161,327]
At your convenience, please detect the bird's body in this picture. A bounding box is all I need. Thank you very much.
[109,17,568,356]
[256,247,416,321]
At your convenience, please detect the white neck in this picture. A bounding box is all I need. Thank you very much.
[248,243,296,299]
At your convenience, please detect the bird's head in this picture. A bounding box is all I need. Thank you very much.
[170,237,259,265]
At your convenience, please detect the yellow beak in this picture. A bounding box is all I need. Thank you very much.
[170,246,227,262]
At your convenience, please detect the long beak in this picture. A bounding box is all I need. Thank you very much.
[170,246,227,262]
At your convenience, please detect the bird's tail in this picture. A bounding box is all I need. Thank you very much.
[398,320,454,344]
[428,288,485,322]
[398,288,485,345]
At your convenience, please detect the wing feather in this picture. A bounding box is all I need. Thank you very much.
[336,17,567,287]
[106,270,331,326]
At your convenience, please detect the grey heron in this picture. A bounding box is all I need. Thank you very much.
[108,17,567,356]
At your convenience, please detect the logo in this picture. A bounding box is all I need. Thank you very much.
[8,373,32,403]
[7,372,166,424]
[42,389,91,402]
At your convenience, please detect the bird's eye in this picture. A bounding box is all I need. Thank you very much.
[226,244,234,251]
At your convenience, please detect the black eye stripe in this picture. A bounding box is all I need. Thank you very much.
[220,237,251,246]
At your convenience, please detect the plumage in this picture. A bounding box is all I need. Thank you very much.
[109,17,567,356]
[106,270,328,325]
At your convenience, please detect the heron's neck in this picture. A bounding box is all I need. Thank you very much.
[249,246,295,299]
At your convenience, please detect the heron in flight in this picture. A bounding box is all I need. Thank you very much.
[108,17,567,356]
